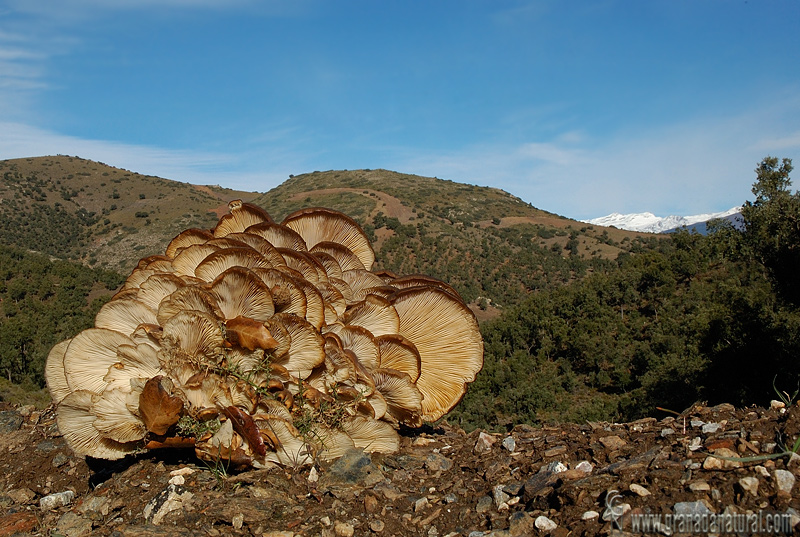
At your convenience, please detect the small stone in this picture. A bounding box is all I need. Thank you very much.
[414,497,429,512]
[52,452,70,468]
[474,432,496,454]
[7,488,36,504]
[688,437,703,451]
[581,510,599,520]
[703,447,741,469]
[774,469,795,493]
[232,513,244,530]
[142,484,194,525]
[661,428,675,437]
[168,475,185,486]
[738,476,759,496]
[534,515,557,532]
[689,480,711,492]
[308,466,319,484]
[444,493,457,504]
[770,399,786,410]
[55,511,93,537]
[574,461,594,474]
[425,453,453,472]
[690,419,705,428]
[77,495,110,517]
[334,521,355,537]
[320,516,331,526]
[502,436,516,452]
[542,461,568,474]
[370,519,385,532]
[169,467,196,477]
[492,484,510,507]
[543,445,567,457]
[629,483,650,497]
[40,490,75,511]
[702,422,722,434]
[508,511,533,537]
[599,435,627,450]
[674,500,712,516]
[0,411,24,433]
[476,495,493,513]
[364,494,379,514]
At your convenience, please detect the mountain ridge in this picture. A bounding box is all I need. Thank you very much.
[583,206,742,234]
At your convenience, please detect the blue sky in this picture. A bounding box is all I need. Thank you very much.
[1,1,798,220]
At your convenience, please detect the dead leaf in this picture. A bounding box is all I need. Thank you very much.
[225,316,279,351]
[139,376,184,435]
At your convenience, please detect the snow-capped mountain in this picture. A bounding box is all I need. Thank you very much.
[583,207,742,234]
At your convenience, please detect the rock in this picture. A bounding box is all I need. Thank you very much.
[581,510,599,520]
[55,511,93,537]
[543,445,567,457]
[674,500,712,516]
[738,476,759,496]
[142,484,194,525]
[77,495,110,517]
[492,484,510,507]
[689,480,711,492]
[414,497,429,512]
[774,469,795,493]
[370,519,385,532]
[629,483,650,496]
[534,515,557,532]
[35,439,59,453]
[364,494,379,514]
[702,422,722,434]
[476,495,493,513]
[542,461,568,474]
[688,437,703,451]
[321,449,384,491]
[334,521,354,537]
[702,447,742,469]
[0,411,23,433]
[502,436,516,452]
[40,490,75,510]
[574,461,594,474]
[7,487,35,504]
[444,493,457,503]
[599,435,627,450]
[770,399,786,410]
[508,511,533,536]
[52,452,70,467]
[474,432,496,454]
[661,428,675,437]
[231,512,244,530]
[425,453,453,472]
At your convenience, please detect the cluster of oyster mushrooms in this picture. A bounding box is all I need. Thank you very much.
[46,201,483,468]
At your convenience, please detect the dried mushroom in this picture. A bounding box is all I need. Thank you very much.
[46,201,483,467]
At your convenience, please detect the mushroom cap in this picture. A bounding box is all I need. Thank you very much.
[171,243,221,277]
[213,200,273,237]
[372,368,424,427]
[57,390,140,460]
[92,388,148,443]
[165,228,214,259]
[45,339,72,405]
[63,328,133,395]
[391,287,484,421]
[342,415,399,453]
[95,298,157,337]
[310,241,365,272]
[245,221,308,251]
[281,208,375,270]
[209,267,275,322]
[194,247,274,282]
[375,334,421,382]
[340,295,400,337]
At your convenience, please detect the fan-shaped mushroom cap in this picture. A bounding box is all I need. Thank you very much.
[282,208,375,270]
[95,299,157,337]
[391,287,483,421]
[194,247,274,282]
[253,268,307,317]
[213,200,273,237]
[331,325,380,370]
[308,250,344,280]
[63,329,133,395]
[103,343,164,393]
[140,255,174,273]
[340,269,386,303]
[277,249,327,284]
[310,241,365,272]
[269,313,325,379]
[136,273,186,311]
[160,310,226,365]
[224,233,287,267]
[375,334,421,382]
[372,368,424,427]
[290,276,325,330]
[92,388,148,443]
[165,228,214,259]
[329,277,354,303]
[342,416,399,453]
[256,416,311,467]
[210,267,275,322]
[121,268,156,292]
[245,221,307,251]
[340,295,399,337]
[316,281,347,318]
[389,275,460,300]
[171,243,221,277]
[156,286,221,326]
[45,339,72,405]
[310,425,356,461]
[57,390,140,460]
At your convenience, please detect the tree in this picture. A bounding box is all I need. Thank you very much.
[740,157,800,305]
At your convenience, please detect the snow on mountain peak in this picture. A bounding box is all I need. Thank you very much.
[582,207,742,234]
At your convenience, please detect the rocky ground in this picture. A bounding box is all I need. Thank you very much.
[0,401,798,537]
